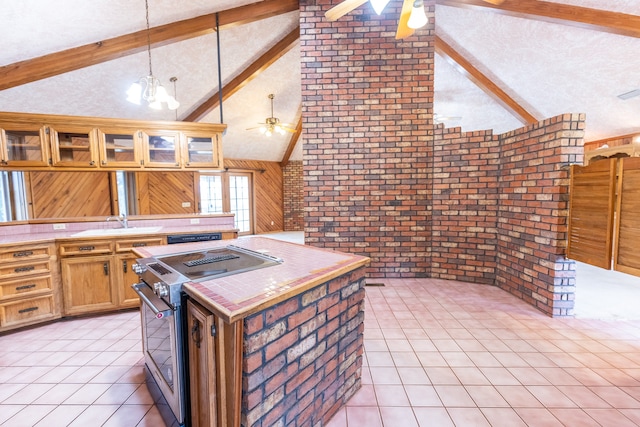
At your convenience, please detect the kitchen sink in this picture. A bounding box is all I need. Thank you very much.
[71,226,163,237]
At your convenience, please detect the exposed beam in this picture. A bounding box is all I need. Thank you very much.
[0,0,299,91]
[435,35,538,125]
[184,26,300,122]
[436,0,640,39]
[281,113,303,168]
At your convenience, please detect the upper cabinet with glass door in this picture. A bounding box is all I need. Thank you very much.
[0,123,50,167]
[97,128,142,168]
[142,130,182,168]
[183,132,223,168]
[49,125,99,167]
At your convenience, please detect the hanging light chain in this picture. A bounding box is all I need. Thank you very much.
[145,0,153,76]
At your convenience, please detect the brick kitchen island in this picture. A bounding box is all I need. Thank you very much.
[134,237,369,427]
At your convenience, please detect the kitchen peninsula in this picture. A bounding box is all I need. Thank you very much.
[133,237,369,427]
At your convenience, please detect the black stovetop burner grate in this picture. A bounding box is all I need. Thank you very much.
[183,253,240,267]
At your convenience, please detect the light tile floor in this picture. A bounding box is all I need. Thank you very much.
[2,233,640,426]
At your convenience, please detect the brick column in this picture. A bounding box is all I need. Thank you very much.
[300,0,435,277]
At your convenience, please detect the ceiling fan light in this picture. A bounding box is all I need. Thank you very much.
[265,128,273,137]
[407,0,428,29]
[370,0,391,15]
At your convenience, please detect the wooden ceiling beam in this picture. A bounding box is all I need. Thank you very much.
[281,113,303,168]
[183,26,300,123]
[435,35,538,125]
[436,0,640,38]
[0,0,299,91]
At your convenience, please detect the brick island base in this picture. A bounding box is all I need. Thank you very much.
[241,267,366,426]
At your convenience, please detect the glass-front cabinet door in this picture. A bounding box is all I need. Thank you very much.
[49,125,98,167]
[142,130,181,168]
[97,128,142,168]
[0,124,50,167]
[183,132,222,168]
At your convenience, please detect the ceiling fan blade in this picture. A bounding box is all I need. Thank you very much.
[325,0,368,21]
[395,0,416,39]
[482,0,505,4]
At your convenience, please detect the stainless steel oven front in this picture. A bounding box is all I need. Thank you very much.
[134,282,186,426]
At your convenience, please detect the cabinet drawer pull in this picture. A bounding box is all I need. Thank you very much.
[104,262,109,276]
[14,266,35,273]
[79,246,95,251]
[16,284,37,291]
[132,242,147,247]
[123,260,127,273]
[18,306,39,314]
[13,250,34,257]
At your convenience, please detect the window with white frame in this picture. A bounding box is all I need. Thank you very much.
[0,171,28,222]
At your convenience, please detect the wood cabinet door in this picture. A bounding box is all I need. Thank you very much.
[116,254,141,308]
[97,127,142,168]
[48,125,99,168]
[182,132,223,169]
[61,255,117,315]
[187,299,217,427]
[0,124,50,167]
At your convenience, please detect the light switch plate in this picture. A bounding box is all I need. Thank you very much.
[53,224,66,230]
[190,218,200,224]
[182,202,191,208]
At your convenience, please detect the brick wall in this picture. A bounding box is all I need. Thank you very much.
[494,114,584,316]
[299,1,583,316]
[430,126,500,284]
[283,161,304,231]
[300,0,434,278]
[241,267,366,426]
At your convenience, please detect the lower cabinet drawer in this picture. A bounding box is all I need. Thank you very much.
[0,276,52,300]
[0,295,58,329]
[0,259,51,280]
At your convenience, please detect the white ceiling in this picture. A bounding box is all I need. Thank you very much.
[0,0,639,163]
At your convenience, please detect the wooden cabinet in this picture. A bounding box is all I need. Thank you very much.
[61,254,117,315]
[0,123,50,167]
[186,298,243,427]
[0,112,225,171]
[187,299,218,427]
[115,236,165,308]
[59,240,116,315]
[183,132,223,169]
[0,243,60,332]
[98,127,143,168]
[143,130,182,168]
[59,236,166,315]
[49,125,99,167]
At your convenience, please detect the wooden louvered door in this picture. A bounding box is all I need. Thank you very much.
[614,157,640,276]
[567,159,616,269]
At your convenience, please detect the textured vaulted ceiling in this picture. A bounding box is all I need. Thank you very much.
[0,0,639,163]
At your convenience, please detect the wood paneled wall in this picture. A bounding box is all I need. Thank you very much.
[136,171,197,215]
[224,159,283,234]
[28,171,111,218]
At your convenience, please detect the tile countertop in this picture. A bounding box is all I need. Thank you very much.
[133,237,370,323]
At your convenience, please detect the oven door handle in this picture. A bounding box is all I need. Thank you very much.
[132,283,175,319]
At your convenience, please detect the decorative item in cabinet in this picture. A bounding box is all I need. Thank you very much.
[0,243,60,332]
[0,123,50,167]
[97,127,143,167]
[49,125,99,167]
[183,132,223,169]
[142,130,182,168]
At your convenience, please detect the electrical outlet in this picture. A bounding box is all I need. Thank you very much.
[53,224,66,230]
[190,218,200,224]
[182,202,191,208]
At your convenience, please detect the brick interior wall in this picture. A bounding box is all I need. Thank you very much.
[300,2,583,316]
[301,0,433,278]
[283,161,304,231]
[241,267,366,426]
[495,115,584,316]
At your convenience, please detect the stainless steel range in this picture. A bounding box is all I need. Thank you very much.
[132,245,282,427]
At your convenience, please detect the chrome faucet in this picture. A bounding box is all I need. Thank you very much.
[107,213,128,228]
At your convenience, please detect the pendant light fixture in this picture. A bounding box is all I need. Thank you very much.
[126,0,179,110]
[407,0,428,29]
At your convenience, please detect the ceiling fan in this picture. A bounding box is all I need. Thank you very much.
[247,94,296,137]
[325,0,504,39]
